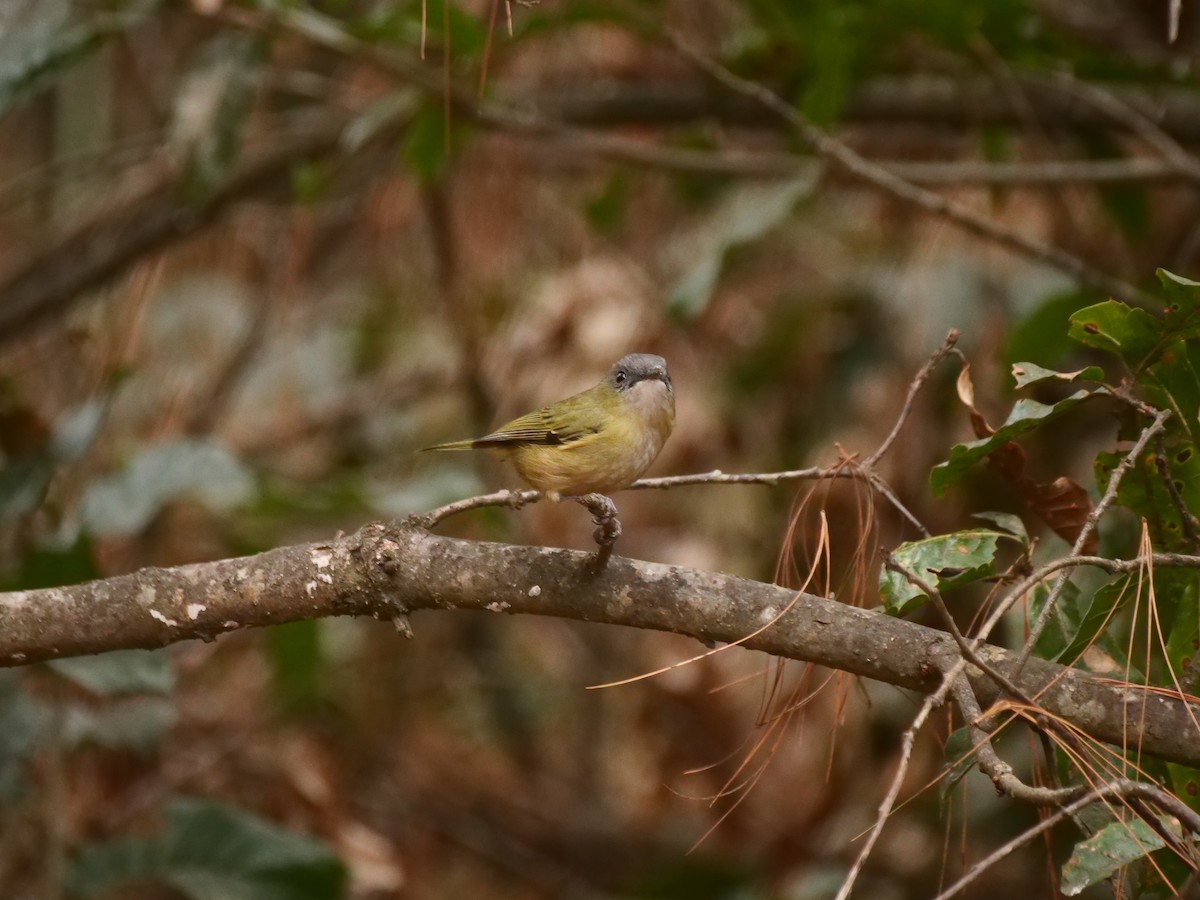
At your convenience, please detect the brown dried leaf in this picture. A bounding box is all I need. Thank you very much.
[955,362,976,409]
[1025,476,1097,553]
[954,360,995,440]
[986,445,1096,551]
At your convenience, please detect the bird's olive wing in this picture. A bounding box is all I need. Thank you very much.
[473,400,602,447]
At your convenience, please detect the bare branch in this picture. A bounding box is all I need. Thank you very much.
[537,76,1200,144]
[2,520,1199,768]
[527,136,1194,185]
[866,330,960,466]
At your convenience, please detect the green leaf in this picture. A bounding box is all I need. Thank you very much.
[1005,291,1096,371]
[430,2,490,59]
[1157,269,1200,341]
[1029,580,1082,661]
[971,511,1028,541]
[939,727,977,806]
[1,533,97,591]
[0,400,107,525]
[1067,301,1162,369]
[1056,577,1134,667]
[290,161,333,206]
[48,650,174,697]
[880,530,1011,616]
[63,697,177,755]
[980,125,1012,164]
[1082,130,1149,241]
[1061,816,1179,896]
[1166,763,1200,815]
[0,0,158,117]
[68,797,346,900]
[799,6,859,125]
[1098,181,1150,242]
[1141,342,1200,443]
[0,458,52,523]
[1095,444,1200,551]
[269,621,324,714]
[931,390,1102,496]
[586,170,631,233]
[1010,362,1105,389]
[625,856,756,900]
[1164,575,1198,686]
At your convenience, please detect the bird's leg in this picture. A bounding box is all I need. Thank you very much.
[571,493,621,570]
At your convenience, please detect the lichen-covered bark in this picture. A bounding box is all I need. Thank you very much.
[1,519,1198,768]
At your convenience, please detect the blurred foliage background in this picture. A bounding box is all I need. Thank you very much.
[0,0,1198,897]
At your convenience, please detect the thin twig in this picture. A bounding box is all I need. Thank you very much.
[835,666,960,900]
[419,460,932,538]
[528,138,1192,185]
[630,467,839,490]
[866,330,960,466]
[1016,408,1172,664]
[937,665,1200,895]
[416,488,541,528]
[932,790,1118,900]
[884,556,1038,712]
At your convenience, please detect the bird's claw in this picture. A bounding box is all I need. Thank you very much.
[572,493,621,571]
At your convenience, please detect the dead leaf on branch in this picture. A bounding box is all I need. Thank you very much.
[956,361,1098,554]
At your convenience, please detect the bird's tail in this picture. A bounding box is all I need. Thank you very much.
[420,439,478,452]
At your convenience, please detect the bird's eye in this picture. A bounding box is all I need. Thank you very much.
[615,371,628,384]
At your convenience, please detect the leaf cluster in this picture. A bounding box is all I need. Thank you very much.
[881,269,1200,896]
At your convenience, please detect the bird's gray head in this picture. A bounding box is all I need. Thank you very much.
[607,354,672,393]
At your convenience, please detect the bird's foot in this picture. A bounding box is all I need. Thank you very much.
[570,493,621,571]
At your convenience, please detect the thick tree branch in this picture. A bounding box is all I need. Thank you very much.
[1,520,1198,769]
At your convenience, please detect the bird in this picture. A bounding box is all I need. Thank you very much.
[423,353,675,501]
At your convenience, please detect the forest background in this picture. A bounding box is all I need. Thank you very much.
[2,0,1200,898]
